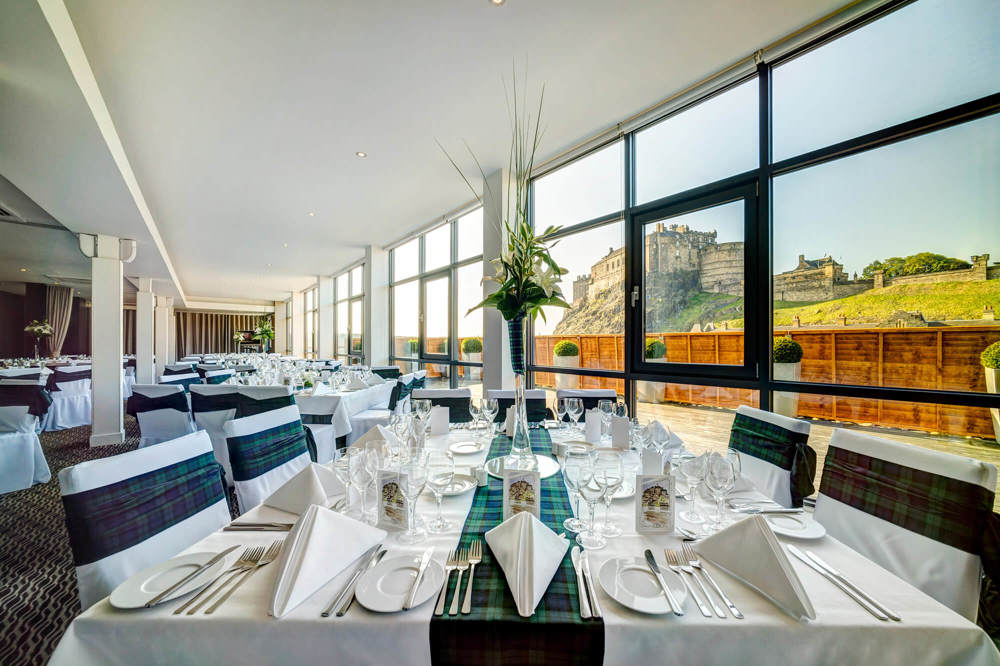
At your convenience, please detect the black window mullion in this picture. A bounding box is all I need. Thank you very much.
[755,60,772,411]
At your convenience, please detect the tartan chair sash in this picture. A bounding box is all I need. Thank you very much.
[396,380,414,404]
[425,396,473,423]
[46,368,91,392]
[163,365,195,376]
[386,382,403,412]
[190,391,239,414]
[0,385,52,417]
[235,393,296,418]
[126,392,190,417]
[412,376,426,390]
[300,413,333,425]
[507,316,526,375]
[372,367,401,380]
[162,376,202,392]
[205,372,233,385]
[494,397,548,424]
[227,420,310,482]
[729,412,816,507]
[62,451,225,566]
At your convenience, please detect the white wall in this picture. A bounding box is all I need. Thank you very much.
[366,246,389,366]
[290,290,304,357]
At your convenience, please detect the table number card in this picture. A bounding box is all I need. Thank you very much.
[377,470,408,531]
[635,473,675,534]
[502,470,541,520]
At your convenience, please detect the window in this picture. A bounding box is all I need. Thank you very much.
[389,207,484,386]
[303,286,317,358]
[533,141,624,229]
[284,300,292,355]
[334,264,364,362]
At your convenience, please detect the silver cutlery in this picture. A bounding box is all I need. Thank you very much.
[735,507,803,515]
[186,546,264,614]
[665,549,712,617]
[449,548,469,615]
[670,548,725,618]
[223,526,293,532]
[174,546,262,615]
[146,544,241,608]
[804,550,900,621]
[335,548,386,617]
[787,545,889,621]
[570,547,592,619]
[461,540,482,615]
[205,540,283,615]
[643,549,683,616]
[435,550,459,616]
[228,522,295,529]
[403,547,434,611]
[581,552,601,619]
[676,526,699,541]
[682,543,743,619]
[321,543,383,617]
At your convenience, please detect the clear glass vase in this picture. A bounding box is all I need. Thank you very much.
[503,316,538,472]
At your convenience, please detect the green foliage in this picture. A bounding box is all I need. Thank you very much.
[406,338,419,354]
[253,318,274,341]
[645,338,666,359]
[983,341,1000,369]
[461,337,482,354]
[553,340,579,357]
[862,252,972,279]
[773,337,803,364]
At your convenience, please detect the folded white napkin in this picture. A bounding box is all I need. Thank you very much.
[584,409,602,444]
[696,514,815,620]
[264,463,346,515]
[346,374,368,390]
[364,374,385,386]
[611,415,630,449]
[269,504,386,618]
[352,424,399,450]
[485,511,570,617]
[429,406,450,435]
[504,406,515,437]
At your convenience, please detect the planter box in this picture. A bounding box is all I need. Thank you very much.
[553,354,579,390]
[463,352,482,380]
[987,367,1000,443]
[772,361,801,418]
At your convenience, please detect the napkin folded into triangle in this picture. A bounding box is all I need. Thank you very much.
[346,374,369,390]
[364,374,386,386]
[352,424,399,450]
[485,511,570,617]
[269,504,386,618]
[264,463,346,515]
[696,514,815,620]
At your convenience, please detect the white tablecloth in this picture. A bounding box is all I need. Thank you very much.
[296,384,387,463]
[50,427,1000,666]
[0,430,51,494]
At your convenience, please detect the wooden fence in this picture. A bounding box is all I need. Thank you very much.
[534,326,1000,439]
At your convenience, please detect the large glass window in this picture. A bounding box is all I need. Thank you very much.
[333,265,364,361]
[303,287,317,358]
[284,299,292,354]
[532,141,624,229]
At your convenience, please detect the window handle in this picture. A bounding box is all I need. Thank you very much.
[630,286,640,307]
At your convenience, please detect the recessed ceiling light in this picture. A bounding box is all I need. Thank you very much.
[19,267,27,272]
[266,263,272,268]
[307,211,315,217]
[489,0,505,5]
[355,151,367,158]
[282,243,288,248]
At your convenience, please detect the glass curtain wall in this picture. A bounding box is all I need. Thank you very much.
[334,264,364,363]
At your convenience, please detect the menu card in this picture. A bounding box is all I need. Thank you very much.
[503,469,541,520]
[635,473,675,534]
[377,470,409,531]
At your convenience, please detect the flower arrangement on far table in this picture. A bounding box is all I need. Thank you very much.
[253,318,275,353]
[24,320,54,359]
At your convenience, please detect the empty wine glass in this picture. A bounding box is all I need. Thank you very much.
[567,398,584,434]
[594,450,624,538]
[555,398,568,429]
[481,398,499,440]
[678,453,707,525]
[467,400,481,434]
[413,399,432,426]
[561,446,591,533]
[333,455,353,515]
[577,461,606,550]
[425,450,454,533]
[613,399,628,420]
[348,447,376,525]
[397,453,428,544]
[598,399,614,442]
[704,453,736,532]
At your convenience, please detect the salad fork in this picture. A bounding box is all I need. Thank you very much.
[435,549,459,616]
[449,549,469,615]
[683,543,743,619]
[205,540,283,614]
[182,546,263,615]
[461,541,482,614]
[665,550,711,617]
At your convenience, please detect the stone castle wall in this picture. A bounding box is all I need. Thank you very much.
[698,242,744,296]
[877,254,994,288]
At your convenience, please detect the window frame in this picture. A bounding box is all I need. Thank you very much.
[334,263,365,362]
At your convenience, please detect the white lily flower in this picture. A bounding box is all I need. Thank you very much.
[533,258,559,298]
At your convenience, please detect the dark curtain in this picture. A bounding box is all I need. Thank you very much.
[123,309,136,355]
[174,312,272,358]
[45,285,74,357]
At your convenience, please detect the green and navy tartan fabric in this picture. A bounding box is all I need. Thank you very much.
[494,397,548,424]
[46,368,91,392]
[729,412,816,507]
[235,393,296,418]
[162,375,202,393]
[163,365,195,375]
[0,385,52,417]
[397,379,414,404]
[62,451,225,566]
[227,420,309,482]
[190,391,239,414]
[430,429,603,666]
[412,376,426,389]
[205,373,232,385]
[507,316,526,375]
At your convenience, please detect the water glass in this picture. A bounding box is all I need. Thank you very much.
[594,450,624,538]
[704,453,737,532]
[333,455,353,515]
[561,447,591,533]
[576,463,606,550]
[555,398,568,428]
[348,448,377,525]
[598,399,614,440]
[566,398,584,433]
[678,453,706,525]
[425,451,454,533]
[398,454,428,544]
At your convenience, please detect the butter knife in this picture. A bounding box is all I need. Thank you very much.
[804,550,900,621]
[321,543,383,617]
[787,545,888,621]
[145,544,241,608]
[581,552,602,619]
[403,547,434,610]
[229,522,295,529]
[570,547,592,619]
[644,549,683,616]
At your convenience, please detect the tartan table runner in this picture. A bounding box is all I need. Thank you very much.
[429,429,603,666]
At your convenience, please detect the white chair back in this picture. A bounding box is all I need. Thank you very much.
[158,373,202,392]
[486,389,546,400]
[129,385,195,448]
[0,404,49,494]
[0,405,34,433]
[729,405,812,508]
[189,384,239,484]
[204,369,235,385]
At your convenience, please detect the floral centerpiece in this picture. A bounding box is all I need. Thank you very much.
[253,318,275,353]
[24,320,54,359]
[442,74,569,471]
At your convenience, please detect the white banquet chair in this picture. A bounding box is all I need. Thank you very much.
[814,428,997,621]
[411,388,473,423]
[235,385,295,417]
[0,385,51,494]
[203,369,235,385]
[726,405,815,508]
[158,372,202,392]
[554,388,616,416]
[43,365,92,430]
[346,379,406,447]
[189,384,239,485]
[487,389,549,424]
[163,362,196,375]
[59,430,229,610]
[127,385,197,448]
[224,405,311,512]
[412,369,427,389]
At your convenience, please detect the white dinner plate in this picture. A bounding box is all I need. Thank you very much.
[355,555,445,612]
[598,556,688,615]
[109,551,232,609]
[763,512,827,540]
[440,474,476,497]
[485,454,561,480]
[611,481,635,499]
[449,440,486,455]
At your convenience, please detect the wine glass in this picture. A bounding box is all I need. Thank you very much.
[567,398,584,434]
[348,447,376,525]
[413,399,432,426]
[555,398,568,429]
[333,454,353,515]
[398,453,428,544]
[425,451,455,533]
[613,399,628,420]
[704,453,736,532]
[597,399,613,442]
[594,450,624,538]
[561,446,591,533]
[678,454,707,525]
[576,461,606,550]
[481,398,499,440]
[467,400,481,433]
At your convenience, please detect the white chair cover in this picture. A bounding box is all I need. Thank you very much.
[296,394,349,464]
[158,373,202,392]
[189,384,239,485]
[814,429,997,621]
[224,405,311,512]
[129,385,197,449]
[203,369,235,385]
[486,389,547,400]
[368,380,396,410]
[164,363,196,374]
[729,405,812,508]
[43,366,92,431]
[0,405,50,494]
[411,388,473,399]
[59,431,229,610]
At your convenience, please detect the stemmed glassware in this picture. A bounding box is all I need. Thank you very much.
[348,447,377,525]
[678,453,707,525]
[704,453,737,532]
[576,460,606,550]
[333,455,353,515]
[413,399,432,428]
[467,400,481,433]
[425,450,455,533]
[613,399,628,420]
[594,450,623,538]
[566,398,584,434]
[398,452,428,544]
[598,399,614,442]
[555,398,568,429]
[561,446,591,533]
[481,398,498,441]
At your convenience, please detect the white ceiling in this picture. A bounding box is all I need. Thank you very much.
[4,0,843,302]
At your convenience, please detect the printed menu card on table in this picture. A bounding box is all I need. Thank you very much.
[635,473,675,534]
[377,470,409,530]
[503,470,541,520]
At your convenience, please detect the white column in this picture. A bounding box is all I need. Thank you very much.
[290,291,304,357]
[135,277,155,383]
[482,169,513,391]
[167,301,176,361]
[154,296,171,379]
[365,245,390,366]
[85,234,128,446]
[317,275,335,359]
[273,300,287,354]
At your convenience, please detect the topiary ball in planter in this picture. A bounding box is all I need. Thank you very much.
[462,337,483,354]
[645,339,666,359]
[406,339,419,355]
[773,337,804,364]
[982,341,1000,369]
[553,340,579,390]
[553,340,579,357]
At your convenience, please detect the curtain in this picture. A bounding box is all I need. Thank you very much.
[174,312,272,358]
[45,285,74,357]
[122,309,136,355]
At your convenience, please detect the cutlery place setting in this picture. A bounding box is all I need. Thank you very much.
[433,540,482,616]
[787,545,900,622]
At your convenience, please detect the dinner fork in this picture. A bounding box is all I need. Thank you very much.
[449,548,469,615]
[683,543,743,619]
[180,546,264,615]
[672,548,725,618]
[205,540,283,614]
[435,549,459,616]
[665,550,711,617]
[461,541,482,614]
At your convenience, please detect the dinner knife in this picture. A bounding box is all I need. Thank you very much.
[581,552,602,619]
[321,543,383,617]
[335,549,387,617]
[804,550,901,621]
[643,549,683,616]
[228,522,295,529]
[734,508,804,514]
[145,544,241,608]
[786,545,889,621]
[571,547,592,619]
[403,547,435,611]
[223,526,293,532]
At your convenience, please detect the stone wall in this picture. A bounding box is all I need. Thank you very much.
[878,254,994,288]
[698,242,744,296]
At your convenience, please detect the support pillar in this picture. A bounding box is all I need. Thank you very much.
[318,275,335,359]
[167,301,176,362]
[290,291,304,357]
[154,296,171,379]
[366,245,389,366]
[135,278,155,383]
[482,169,513,391]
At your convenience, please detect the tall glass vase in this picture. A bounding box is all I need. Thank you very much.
[504,315,538,472]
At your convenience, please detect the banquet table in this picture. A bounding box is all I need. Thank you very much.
[50,426,1000,666]
[295,382,392,458]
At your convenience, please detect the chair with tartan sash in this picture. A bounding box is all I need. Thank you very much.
[412,370,427,389]
[814,428,999,621]
[58,430,230,609]
[159,372,202,393]
[726,405,815,508]
[555,389,616,420]
[163,362,196,375]
[0,367,50,384]
[487,389,550,424]
[348,378,407,447]
[128,384,197,448]
[371,366,402,380]
[195,364,224,379]
[189,384,239,485]
[235,385,295,418]
[224,405,312,512]
[411,388,472,423]
[203,369,235,385]
[0,384,51,494]
[43,365,92,431]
